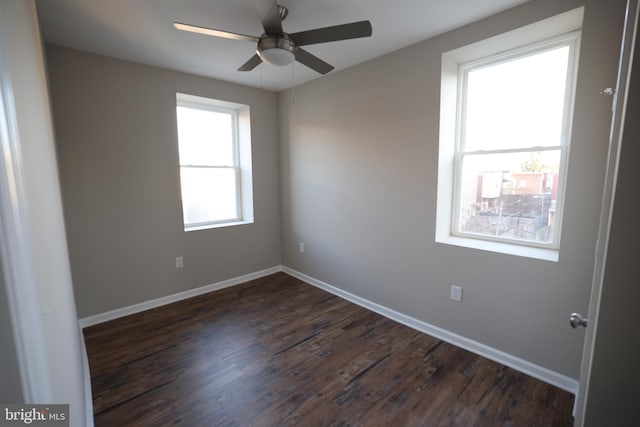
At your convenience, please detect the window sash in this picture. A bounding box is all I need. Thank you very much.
[177,106,239,168]
[179,165,241,227]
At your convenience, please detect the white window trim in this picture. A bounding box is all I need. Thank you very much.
[176,93,254,232]
[435,7,584,262]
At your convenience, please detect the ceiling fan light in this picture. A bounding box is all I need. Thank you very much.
[257,35,296,66]
[259,48,295,66]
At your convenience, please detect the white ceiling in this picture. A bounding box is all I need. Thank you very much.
[36,0,530,92]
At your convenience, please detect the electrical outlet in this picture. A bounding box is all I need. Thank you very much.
[450,285,463,303]
[176,256,184,269]
[299,242,305,253]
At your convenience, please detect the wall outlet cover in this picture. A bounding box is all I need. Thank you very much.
[450,285,463,302]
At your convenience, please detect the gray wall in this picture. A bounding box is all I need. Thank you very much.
[0,265,23,402]
[278,0,625,378]
[584,18,640,426]
[46,45,282,318]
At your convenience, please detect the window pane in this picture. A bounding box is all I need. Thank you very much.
[458,150,561,243]
[180,167,238,225]
[176,106,234,166]
[464,46,570,151]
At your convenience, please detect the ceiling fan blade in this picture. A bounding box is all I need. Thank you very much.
[255,0,283,34]
[294,48,334,75]
[174,22,258,43]
[238,54,263,71]
[289,21,372,46]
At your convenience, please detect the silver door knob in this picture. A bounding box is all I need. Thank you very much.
[570,312,588,329]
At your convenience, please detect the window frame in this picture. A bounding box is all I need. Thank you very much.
[176,93,253,232]
[451,32,581,250]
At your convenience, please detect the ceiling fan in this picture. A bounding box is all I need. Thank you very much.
[174,0,372,75]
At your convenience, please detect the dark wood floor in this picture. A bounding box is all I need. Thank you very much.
[84,272,574,426]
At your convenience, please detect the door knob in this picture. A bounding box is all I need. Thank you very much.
[569,312,588,329]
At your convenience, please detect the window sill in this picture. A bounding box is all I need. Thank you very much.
[435,234,559,262]
[185,220,253,232]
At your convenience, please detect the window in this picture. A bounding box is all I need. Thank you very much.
[436,9,583,261]
[176,93,253,231]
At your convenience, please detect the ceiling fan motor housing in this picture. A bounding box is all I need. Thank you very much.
[257,33,296,66]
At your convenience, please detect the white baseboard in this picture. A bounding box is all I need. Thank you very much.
[282,266,579,396]
[78,266,281,328]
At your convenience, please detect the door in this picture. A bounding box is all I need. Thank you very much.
[573,0,639,425]
[0,1,92,425]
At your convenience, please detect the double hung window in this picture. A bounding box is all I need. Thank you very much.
[176,93,253,231]
[453,34,580,248]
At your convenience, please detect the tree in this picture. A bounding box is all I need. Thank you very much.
[520,152,548,172]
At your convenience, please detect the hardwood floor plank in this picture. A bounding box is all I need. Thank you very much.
[84,272,574,426]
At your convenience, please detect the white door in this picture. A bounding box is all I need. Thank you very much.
[573,0,639,425]
[0,1,92,426]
